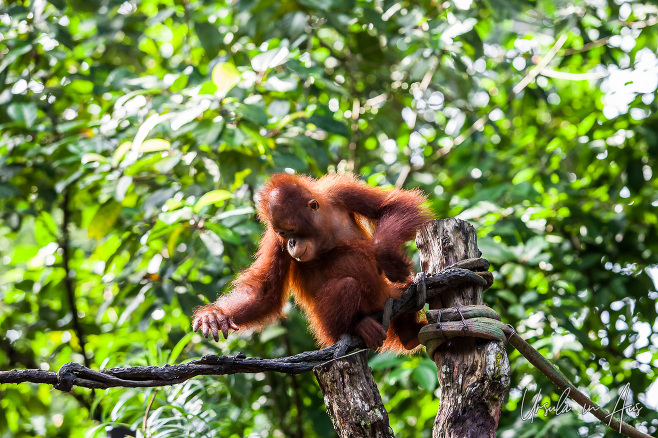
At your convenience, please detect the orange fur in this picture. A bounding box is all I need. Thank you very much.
[193,173,433,351]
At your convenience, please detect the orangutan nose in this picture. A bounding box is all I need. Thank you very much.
[288,238,296,250]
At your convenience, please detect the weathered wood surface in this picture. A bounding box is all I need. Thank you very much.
[314,350,394,438]
[416,219,510,438]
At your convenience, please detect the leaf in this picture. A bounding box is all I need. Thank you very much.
[168,332,195,365]
[37,211,60,239]
[198,80,218,95]
[462,28,485,58]
[236,103,268,125]
[355,31,382,63]
[7,102,38,128]
[496,289,517,303]
[523,236,549,263]
[308,114,349,137]
[147,220,175,243]
[88,201,122,239]
[387,366,412,384]
[70,79,93,94]
[412,361,438,391]
[140,139,170,152]
[469,184,508,204]
[154,153,182,174]
[112,141,133,166]
[194,21,223,56]
[626,159,644,193]
[170,74,188,92]
[577,114,597,136]
[260,325,287,342]
[505,263,526,286]
[54,170,83,193]
[212,62,241,94]
[115,175,132,202]
[204,222,242,245]
[369,352,406,369]
[273,152,308,171]
[159,208,188,225]
[230,168,252,191]
[478,238,515,264]
[155,283,175,304]
[297,0,333,11]
[512,168,535,185]
[143,187,177,215]
[117,286,147,326]
[193,190,233,213]
[199,230,224,256]
[81,153,106,164]
[264,76,298,92]
[171,104,208,131]
[167,224,185,256]
[0,44,32,75]
[251,47,290,72]
[268,100,291,119]
[215,207,255,220]
[196,119,224,145]
[34,217,56,245]
[0,183,20,198]
[177,291,203,315]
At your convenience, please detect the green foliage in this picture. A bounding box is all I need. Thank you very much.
[1,0,657,437]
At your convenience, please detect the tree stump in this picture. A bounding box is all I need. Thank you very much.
[313,350,394,438]
[416,219,510,438]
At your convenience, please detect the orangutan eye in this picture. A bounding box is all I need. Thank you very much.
[308,199,319,211]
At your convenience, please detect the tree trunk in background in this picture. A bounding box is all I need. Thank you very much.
[416,219,510,438]
[314,350,394,438]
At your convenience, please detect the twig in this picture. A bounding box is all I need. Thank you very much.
[563,16,657,56]
[395,165,411,189]
[62,190,91,368]
[0,267,486,391]
[143,388,158,437]
[562,36,611,56]
[512,34,568,94]
[540,69,607,81]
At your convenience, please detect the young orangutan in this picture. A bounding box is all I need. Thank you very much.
[192,173,433,350]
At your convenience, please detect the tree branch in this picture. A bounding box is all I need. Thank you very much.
[0,267,488,391]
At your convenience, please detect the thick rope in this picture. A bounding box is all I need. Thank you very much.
[419,307,654,438]
[0,265,488,390]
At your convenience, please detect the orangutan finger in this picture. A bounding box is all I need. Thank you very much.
[202,316,210,338]
[208,316,220,342]
[220,318,229,339]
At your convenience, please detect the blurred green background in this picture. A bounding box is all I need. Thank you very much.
[1,0,657,437]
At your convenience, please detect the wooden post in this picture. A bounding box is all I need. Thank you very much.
[416,219,510,438]
[313,350,394,438]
